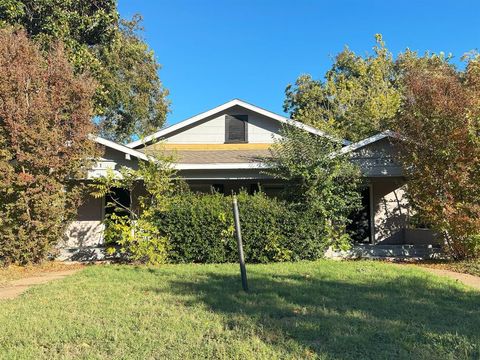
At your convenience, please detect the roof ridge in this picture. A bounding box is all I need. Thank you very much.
[126,99,349,149]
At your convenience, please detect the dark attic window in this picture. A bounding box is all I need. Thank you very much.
[225,115,248,143]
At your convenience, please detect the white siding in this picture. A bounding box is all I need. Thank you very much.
[248,112,283,143]
[87,147,140,178]
[165,113,225,143]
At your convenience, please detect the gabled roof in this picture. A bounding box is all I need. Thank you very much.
[93,135,268,170]
[92,135,149,161]
[175,162,267,170]
[126,99,350,148]
[91,131,400,171]
[338,130,398,155]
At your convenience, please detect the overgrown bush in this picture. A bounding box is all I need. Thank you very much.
[92,126,361,265]
[156,192,234,263]
[0,29,97,265]
[264,126,362,250]
[154,191,333,264]
[91,152,181,265]
[103,213,169,265]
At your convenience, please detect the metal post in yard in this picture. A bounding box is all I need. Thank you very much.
[232,195,248,292]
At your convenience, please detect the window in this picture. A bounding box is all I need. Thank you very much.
[225,115,248,143]
[105,187,131,217]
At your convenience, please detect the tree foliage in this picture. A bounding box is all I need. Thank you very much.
[0,0,169,142]
[90,153,181,264]
[264,127,362,249]
[284,34,480,258]
[0,28,97,264]
[284,34,401,142]
[394,53,480,259]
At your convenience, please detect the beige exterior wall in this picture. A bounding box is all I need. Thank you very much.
[371,178,411,244]
[62,195,104,248]
[160,105,283,144]
[63,178,148,249]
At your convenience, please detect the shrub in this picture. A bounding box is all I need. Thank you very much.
[154,191,332,264]
[104,213,169,265]
[91,155,180,265]
[155,192,234,263]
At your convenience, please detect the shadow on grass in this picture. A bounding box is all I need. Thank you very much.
[146,268,480,359]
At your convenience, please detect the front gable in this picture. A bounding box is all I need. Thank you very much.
[123,99,349,169]
[127,99,348,150]
[148,104,284,145]
[340,132,403,177]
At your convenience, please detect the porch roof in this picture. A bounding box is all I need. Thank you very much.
[158,148,271,164]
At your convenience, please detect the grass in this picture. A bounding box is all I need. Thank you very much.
[0,261,479,359]
[0,261,83,287]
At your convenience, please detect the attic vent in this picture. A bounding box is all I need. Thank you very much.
[225,115,248,143]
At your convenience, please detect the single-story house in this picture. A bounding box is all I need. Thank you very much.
[62,99,436,255]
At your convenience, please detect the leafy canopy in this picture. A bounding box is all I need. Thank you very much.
[264,126,362,249]
[394,52,480,259]
[284,34,480,258]
[0,0,169,142]
[284,34,401,142]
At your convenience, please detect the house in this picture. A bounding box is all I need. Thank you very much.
[62,99,433,257]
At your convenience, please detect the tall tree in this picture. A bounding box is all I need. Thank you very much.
[0,28,97,264]
[284,34,401,142]
[0,0,169,142]
[264,127,361,249]
[394,53,480,259]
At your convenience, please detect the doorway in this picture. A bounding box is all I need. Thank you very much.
[347,186,372,244]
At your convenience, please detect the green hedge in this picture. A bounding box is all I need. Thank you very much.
[154,191,328,263]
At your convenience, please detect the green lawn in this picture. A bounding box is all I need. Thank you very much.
[0,261,479,359]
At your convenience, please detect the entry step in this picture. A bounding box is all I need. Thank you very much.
[325,244,443,260]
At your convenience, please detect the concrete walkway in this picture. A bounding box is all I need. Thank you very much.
[0,269,81,300]
[420,267,480,291]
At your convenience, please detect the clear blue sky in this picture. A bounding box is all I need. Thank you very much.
[118,0,480,126]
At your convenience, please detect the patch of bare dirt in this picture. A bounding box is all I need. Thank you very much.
[0,262,84,300]
[0,268,82,300]
[419,267,480,291]
[0,261,84,287]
